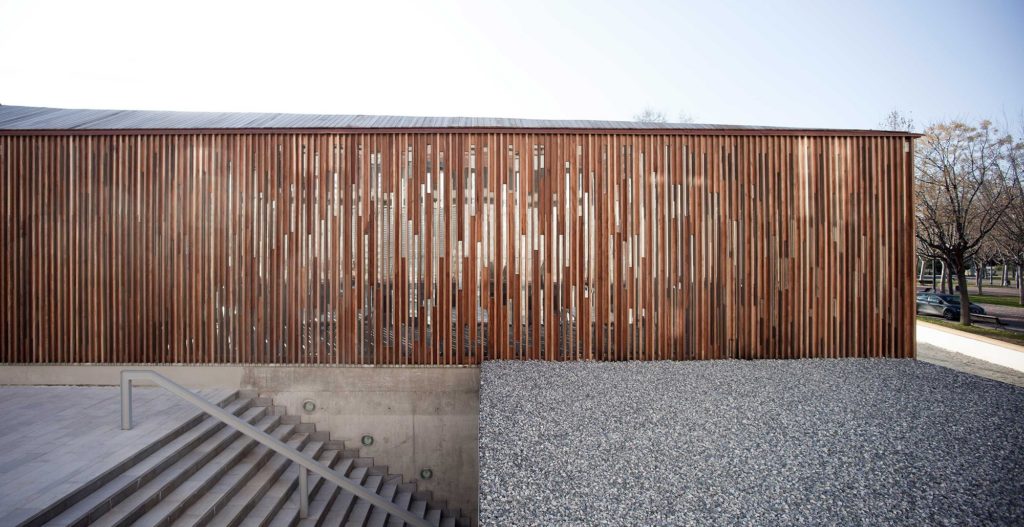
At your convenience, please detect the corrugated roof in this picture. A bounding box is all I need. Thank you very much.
[0,105,913,135]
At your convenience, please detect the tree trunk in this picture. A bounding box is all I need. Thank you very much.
[976,263,984,296]
[1001,260,1009,287]
[918,257,926,281]
[945,263,954,295]
[930,259,937,290]
[1019,264,1023,306]
[956,260,972,325]
[939,261,949,294]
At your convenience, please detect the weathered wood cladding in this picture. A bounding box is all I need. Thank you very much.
[0,132,915,364]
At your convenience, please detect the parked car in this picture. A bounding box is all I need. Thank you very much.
[916,293,986,320]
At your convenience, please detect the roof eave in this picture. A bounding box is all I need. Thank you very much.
[0,127,922,138]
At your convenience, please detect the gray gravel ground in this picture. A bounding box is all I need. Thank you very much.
[479,359,1024,526]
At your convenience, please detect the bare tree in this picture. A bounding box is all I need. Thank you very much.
[972,237,999,295]
[633,107,668,123]
[634,107,696,124]
[915,120,1016,324]
[879,109,915,132]
[916,239,946,292]
[994,136,1024,305]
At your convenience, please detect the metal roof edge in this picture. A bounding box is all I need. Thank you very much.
[0,105,921,137]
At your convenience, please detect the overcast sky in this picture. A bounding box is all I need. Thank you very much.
[1,0,1022,130]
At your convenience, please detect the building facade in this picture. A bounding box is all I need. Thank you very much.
[0,106,917,364]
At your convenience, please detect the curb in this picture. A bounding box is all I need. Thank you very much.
[916,320,1024,354]
[916,321,1024,373]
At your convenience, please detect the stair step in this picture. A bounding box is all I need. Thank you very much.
[408,500,427,519]
[317,465,369,526]
[240,452,349,527]
[206,439,325,527]
[170,426,304,526]
[365,478,401,527]
[42,395,255,527]
[343,475,384,527]
[294,453,345,527]
[88,408,275,527]
[122,414,286,527]
[37,388,471,527]
[384,492,413,527]
[266,450,344,527]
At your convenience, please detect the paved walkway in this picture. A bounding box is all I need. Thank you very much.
[918,342,1024,387]
[0,386,233,526]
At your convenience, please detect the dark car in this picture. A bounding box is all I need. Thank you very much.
[916,293,986,320]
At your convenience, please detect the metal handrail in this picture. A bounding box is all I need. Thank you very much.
[120,370,431,527]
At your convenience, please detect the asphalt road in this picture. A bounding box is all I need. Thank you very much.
[975,303,1024,332]
[916,285,1024,333]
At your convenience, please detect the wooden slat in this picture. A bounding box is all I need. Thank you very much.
[0,133,915,364]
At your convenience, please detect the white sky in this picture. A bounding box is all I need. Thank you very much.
[1,0,1022,130]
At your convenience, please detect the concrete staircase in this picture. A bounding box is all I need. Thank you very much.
[29,391,469,527]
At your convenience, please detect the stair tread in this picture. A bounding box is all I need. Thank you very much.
[384,492,414,527]
[265,450,344,527]
[317,465,369,526]
[294,461,343,527]
[238,451,347,526]
[365,482,400,527]
[90,408,275,527]
[293,450,348,527]
[120,414,284,527]
[206,439,325,527]
[169,426,302,526]
[43,396,254,527]
[409,501,427,518]
[343,475,384,527]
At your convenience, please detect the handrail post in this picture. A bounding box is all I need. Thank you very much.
[121,371,133,430]
[298,466,309,518]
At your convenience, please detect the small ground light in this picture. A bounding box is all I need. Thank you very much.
[420,468,433,480]
[361,435,374,446]
[301,400,316,413]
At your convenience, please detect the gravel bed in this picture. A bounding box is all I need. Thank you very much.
[479,359,1024,526]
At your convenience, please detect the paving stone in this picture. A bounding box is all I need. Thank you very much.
[0,386,234,526]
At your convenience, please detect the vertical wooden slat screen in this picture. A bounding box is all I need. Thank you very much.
[0,132,915,364]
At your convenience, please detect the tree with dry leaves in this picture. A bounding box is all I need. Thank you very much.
[915,120,1017,324]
